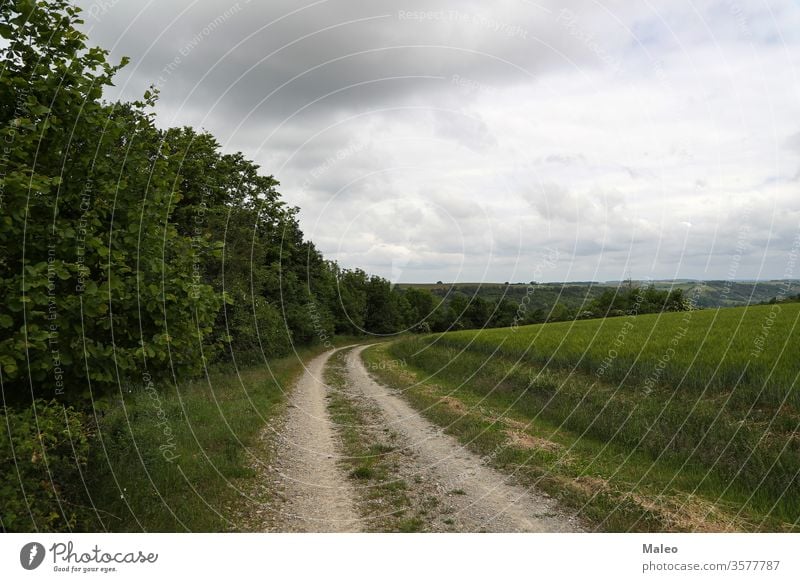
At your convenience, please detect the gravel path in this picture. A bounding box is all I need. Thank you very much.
[253,344,579,532]
[344,345,581,532]
[266,348,361,532]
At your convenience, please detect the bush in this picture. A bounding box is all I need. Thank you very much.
[0,400,93,532]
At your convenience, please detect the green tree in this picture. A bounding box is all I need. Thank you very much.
[403,287,437,332]
[159,126,294,358]
[490,298,518,328]
[0,1,221,401]
[364,276,408,334]
[332,267,368,334]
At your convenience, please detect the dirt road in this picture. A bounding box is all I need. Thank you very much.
[266,348,361,532]
[262,344,579,532]
[343,345,580,532]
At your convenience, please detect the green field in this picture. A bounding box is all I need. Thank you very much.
[368,303,800,531]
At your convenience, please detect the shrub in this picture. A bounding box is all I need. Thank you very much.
[0,399,93,532]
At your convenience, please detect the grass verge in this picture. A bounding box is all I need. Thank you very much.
[83,344,345,532]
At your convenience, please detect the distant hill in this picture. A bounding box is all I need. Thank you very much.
[639,280,800,307]
[399,280,800,311]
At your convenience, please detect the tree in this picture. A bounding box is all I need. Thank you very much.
[448,293,470,330]
[548,302,573,322]
[331,267,368,334]
[464,296,492,328]
[0,1,221,401]
[364,276,408,334]
[490,299,518,328]
[403,287,436,331]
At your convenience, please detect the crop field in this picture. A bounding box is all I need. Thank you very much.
[370,303,800,531]
[429,302,800,408]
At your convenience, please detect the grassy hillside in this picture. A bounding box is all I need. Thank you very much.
[431,303,799,407]
[366,303,800,531]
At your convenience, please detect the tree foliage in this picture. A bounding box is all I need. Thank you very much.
[1,1,221,403]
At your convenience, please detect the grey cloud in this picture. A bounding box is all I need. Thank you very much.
[74,0,800,282]
[524,182,628,225]
[432,109,497,151]
[785,131,800,152]
[81,0,643,122]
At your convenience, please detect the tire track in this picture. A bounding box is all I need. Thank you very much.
[344,345,582,532]
[266,348,361,532]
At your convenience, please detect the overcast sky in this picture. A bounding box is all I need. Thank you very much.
[76,0,800,283]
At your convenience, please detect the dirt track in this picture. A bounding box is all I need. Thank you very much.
[262,345,579,532]
[343,345,580,532]
[266,348,361,532]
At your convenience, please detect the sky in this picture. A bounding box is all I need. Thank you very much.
[76,0,800,283]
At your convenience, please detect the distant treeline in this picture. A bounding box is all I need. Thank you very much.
[407,279,800,315]
[760,293,800,305]
[402,283,692,333]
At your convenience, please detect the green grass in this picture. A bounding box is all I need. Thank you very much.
[433,303,800,408]
[82,345,336,532]
[365,303,800,532]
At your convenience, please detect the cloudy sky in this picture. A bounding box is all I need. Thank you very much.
[77,0,800,283]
